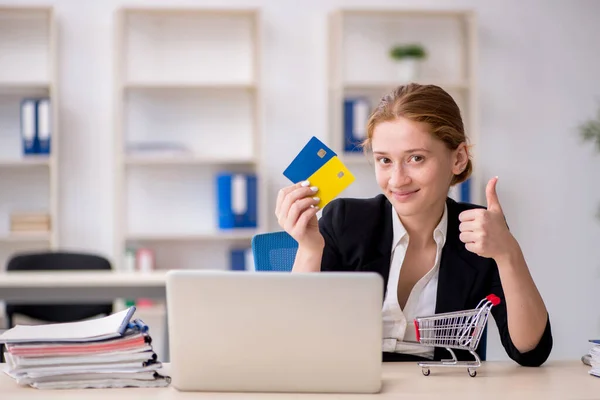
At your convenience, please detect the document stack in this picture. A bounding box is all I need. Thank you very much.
[0,307,170,390]
[587,340,600,378]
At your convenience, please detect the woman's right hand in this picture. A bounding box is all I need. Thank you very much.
[275,180,324,252]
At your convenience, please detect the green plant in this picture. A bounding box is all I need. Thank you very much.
[579,106,600,219]
[579,107,600,153]
[389,44,427,61]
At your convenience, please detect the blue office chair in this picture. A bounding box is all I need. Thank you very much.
[251,231,298,271]
[249,231,487,360]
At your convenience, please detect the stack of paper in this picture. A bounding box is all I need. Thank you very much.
[0,307,170,390]
[588,340,600,378]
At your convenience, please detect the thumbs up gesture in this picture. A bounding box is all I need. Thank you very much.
[458,177,516,260]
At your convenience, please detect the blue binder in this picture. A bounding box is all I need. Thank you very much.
[343,97,370,152]
[36,98,51,155]
[460,178,471,203]
[217,173,257,229]
[448,178,471,203]
[20,98,38,155]
[230,248,252,271]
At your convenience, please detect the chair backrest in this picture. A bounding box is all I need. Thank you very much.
[251,231,298,271]
[5,251,114,326]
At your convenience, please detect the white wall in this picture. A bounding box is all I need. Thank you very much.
[2,0,599,361]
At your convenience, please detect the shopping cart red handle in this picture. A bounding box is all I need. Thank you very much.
[486,294,501,306]
[414,320,420,342]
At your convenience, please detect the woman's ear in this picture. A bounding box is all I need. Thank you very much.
[452,143,469,175]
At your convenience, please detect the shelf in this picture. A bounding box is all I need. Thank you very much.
[338,9,473,18]
[124,155,257,166]
[123,81,255,90]
[0,81,50,95]
[340,81,470,92]
[341,153,371,166]
[0,232,51,243]
[0,157,51,167]
[125,230,258,242]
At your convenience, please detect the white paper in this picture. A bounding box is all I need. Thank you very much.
[0,308,134,344]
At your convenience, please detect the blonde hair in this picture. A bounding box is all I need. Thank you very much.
[362,83,472,185]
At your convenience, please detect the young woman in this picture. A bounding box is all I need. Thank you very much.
[275,83,552,366]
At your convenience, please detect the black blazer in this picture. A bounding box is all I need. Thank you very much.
[318,194,552,367]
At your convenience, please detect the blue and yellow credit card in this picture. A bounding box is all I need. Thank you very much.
[283,136,355,209]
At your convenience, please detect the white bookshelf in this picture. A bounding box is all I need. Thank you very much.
[328,9,480,205]
[113,7,265,272]
[0,6,58,269]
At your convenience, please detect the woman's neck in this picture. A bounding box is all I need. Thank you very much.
[397,199,446,248]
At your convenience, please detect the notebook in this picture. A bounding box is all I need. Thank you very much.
[283,136,355,208]
[0,307,135,344]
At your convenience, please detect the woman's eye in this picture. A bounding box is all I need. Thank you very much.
[378,157,391,165]
[409,155,424,163]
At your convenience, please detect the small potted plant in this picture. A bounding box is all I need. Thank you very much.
[389,44,427,82]
[579,106,600,219]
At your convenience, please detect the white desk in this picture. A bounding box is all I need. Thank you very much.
[0,361,596,399]
[0,271,168,303]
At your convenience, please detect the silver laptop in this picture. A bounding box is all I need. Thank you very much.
[166,270,383,394]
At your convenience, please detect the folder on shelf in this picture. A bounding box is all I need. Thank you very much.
[283,136,355,209]
[217,173,257,229]
[230,248,254,271]
[448,178,471,203]
[343,97,370,153]
[20,98,38,155]
[36,98,51,155]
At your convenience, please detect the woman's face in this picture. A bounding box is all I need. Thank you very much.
[371,116,466,218]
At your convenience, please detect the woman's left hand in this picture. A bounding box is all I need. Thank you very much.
[458,177,517,261]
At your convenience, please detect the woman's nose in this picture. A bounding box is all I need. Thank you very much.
[389,165,411,187]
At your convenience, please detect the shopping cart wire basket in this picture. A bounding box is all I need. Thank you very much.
[413,294,501,377]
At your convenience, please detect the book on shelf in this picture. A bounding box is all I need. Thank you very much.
[10,212,51,233]
[125,141,191,157]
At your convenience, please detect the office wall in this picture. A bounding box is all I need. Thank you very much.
[1,0,599,361]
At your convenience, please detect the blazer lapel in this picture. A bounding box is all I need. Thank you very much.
[435,198,480,314]
[359,197,394,298]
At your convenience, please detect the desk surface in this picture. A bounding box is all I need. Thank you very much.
[0,271,168,303]
[0,361,596,399]
[0,271,168,287]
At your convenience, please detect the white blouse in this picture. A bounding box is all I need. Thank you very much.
[381,204,448,359]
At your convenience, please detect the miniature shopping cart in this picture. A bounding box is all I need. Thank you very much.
[413,294,501,377]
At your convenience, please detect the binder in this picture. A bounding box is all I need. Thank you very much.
[460,178,471,203]
[343,97,370,152]
[217,173,257,229]
[36,98,51,155]
[448,178,471,203]
[230,248,254,271]
[20,98,38,155]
